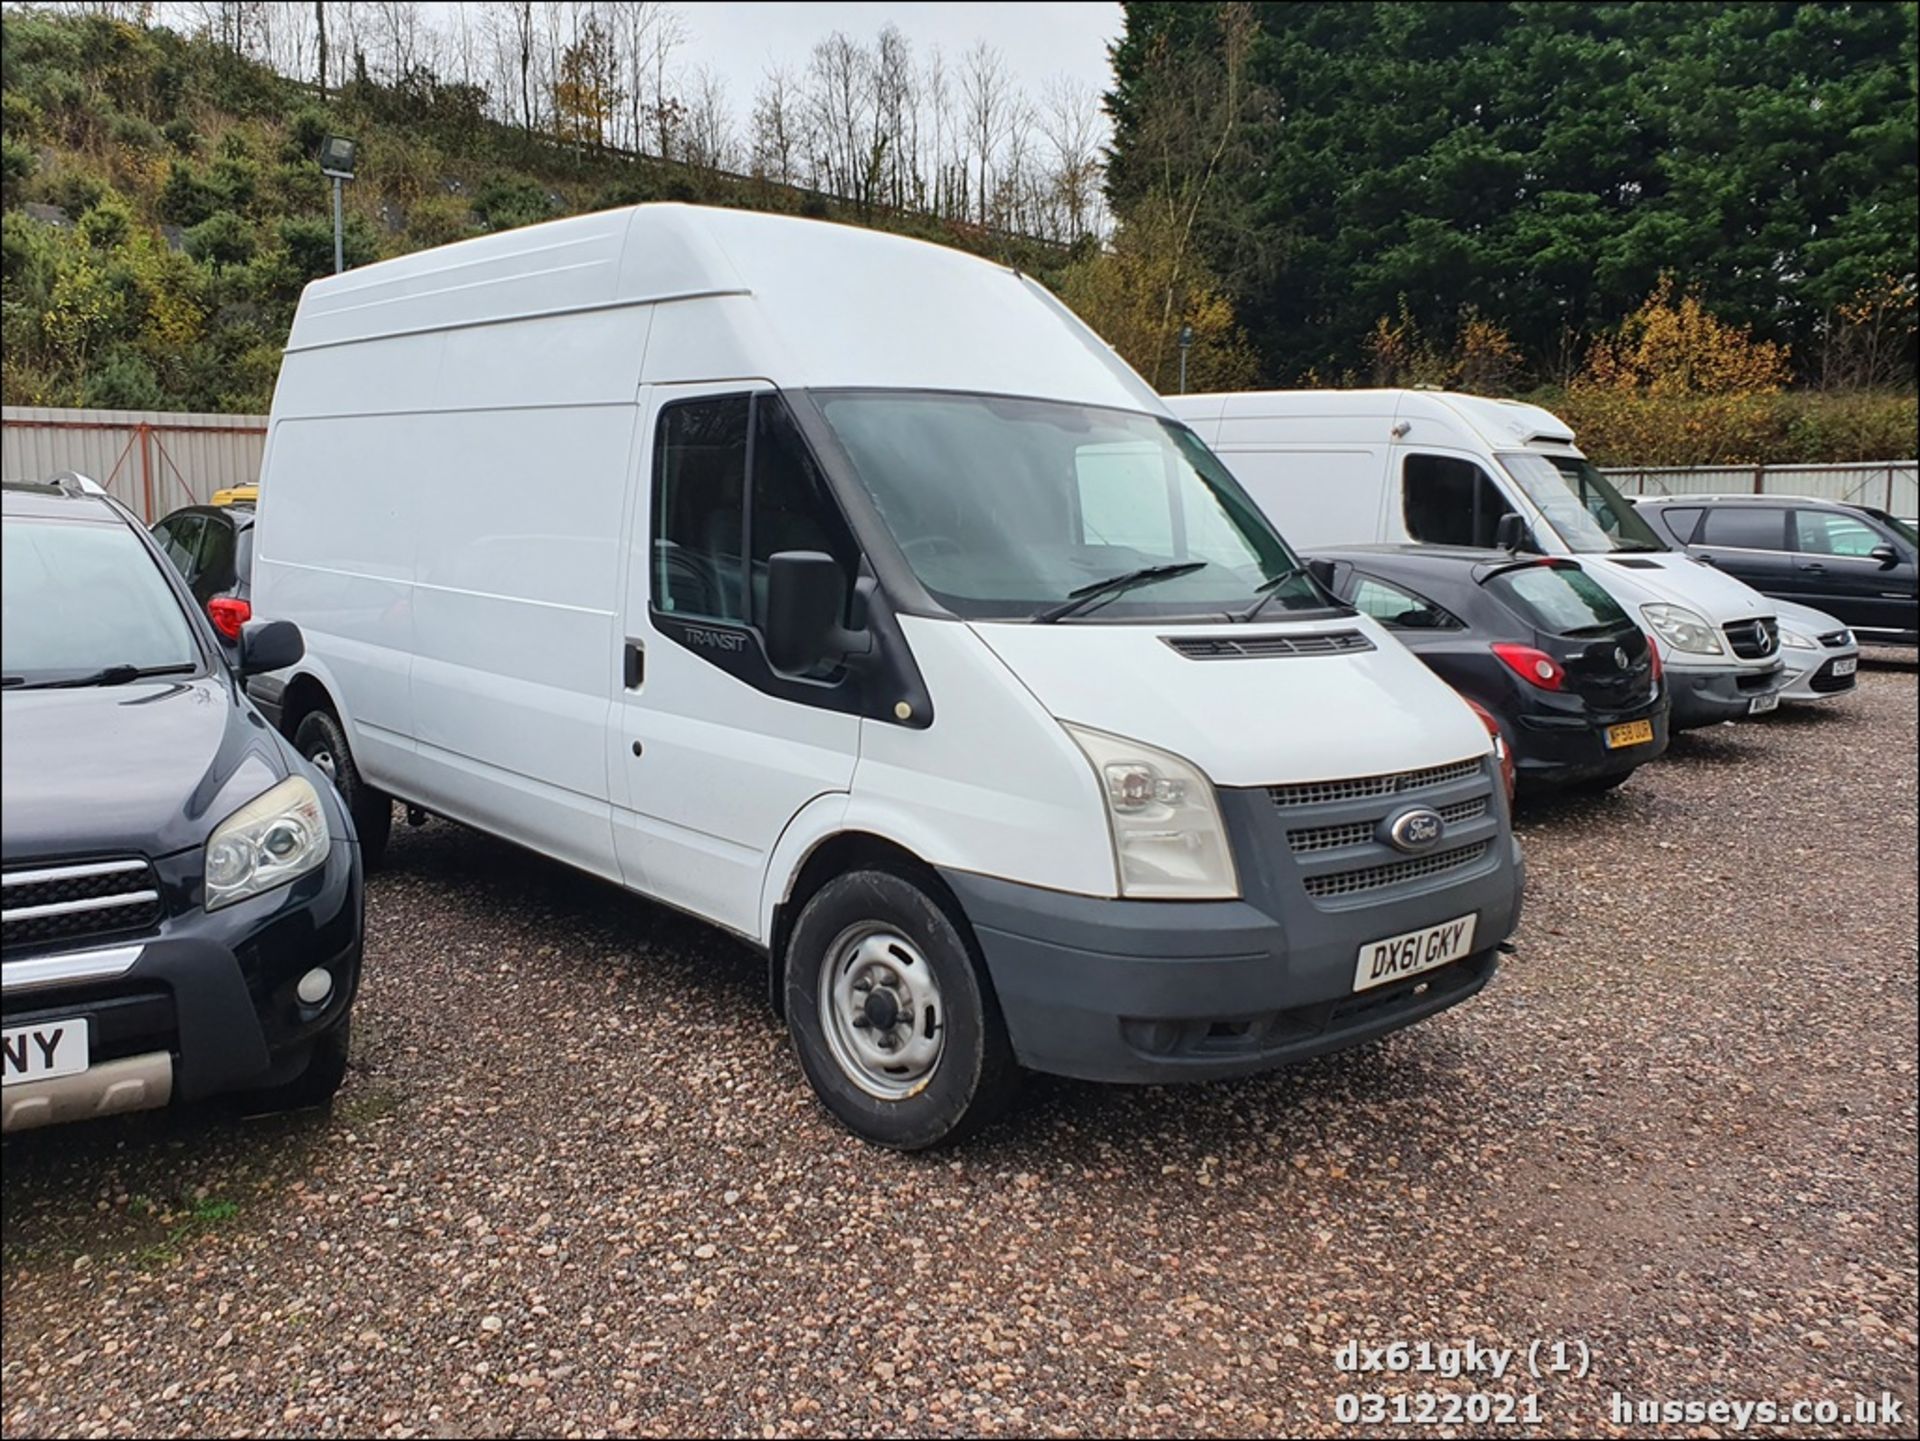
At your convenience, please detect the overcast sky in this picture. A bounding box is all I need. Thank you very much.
[668,2,1124,115]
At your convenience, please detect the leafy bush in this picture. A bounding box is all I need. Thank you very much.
[157,160,218,226]
[405,194,473,249]
[209,154,259,212]
[283,107,330,165]
[0,134,34,207]
[473,175,552,232]
[83,345,164,409]
[184,209,254,269]
[48,167,106,216]
[110,112,163,152]
[161,116,197,154]
[1,91,43,141]
[78,196,134,250]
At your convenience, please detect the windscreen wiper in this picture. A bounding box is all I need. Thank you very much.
[14,663,198,690]
[1033,562,1207,623]
[1239,563,1348,622]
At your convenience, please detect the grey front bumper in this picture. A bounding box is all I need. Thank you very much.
[943,763,1525,1084]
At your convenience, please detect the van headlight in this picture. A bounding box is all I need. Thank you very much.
[205,776,331,911]
[1063,724,1238,899]
[1640,603,1724,656]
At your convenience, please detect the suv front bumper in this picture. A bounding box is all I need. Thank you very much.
[2,829,362,1131]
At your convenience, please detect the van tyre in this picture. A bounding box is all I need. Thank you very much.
[294,709,391,866]
[239,1020,351,1116]
[785,868,1020,1150]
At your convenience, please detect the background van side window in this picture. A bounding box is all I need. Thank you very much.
[1403,454,1507,548]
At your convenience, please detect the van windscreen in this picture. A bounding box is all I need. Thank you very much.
[812,392,1322,622]
[1499,452,1666,554]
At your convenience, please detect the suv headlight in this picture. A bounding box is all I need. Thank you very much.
[1063,724,1237,899]
[205,775,331,911]
[1641,603,1724,656]
[1780,629,1815,650]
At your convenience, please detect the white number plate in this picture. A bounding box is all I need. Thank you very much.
[1749,692,1780,714]
[1354,914,1478,993]
[1,1019,89,1087]
[1832,656,1857,677]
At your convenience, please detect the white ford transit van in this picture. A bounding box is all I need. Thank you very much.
[251,206,1523,1147]
[1166,390,1789,729]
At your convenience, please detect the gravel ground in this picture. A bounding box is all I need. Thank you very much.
[4,659,1915,1440]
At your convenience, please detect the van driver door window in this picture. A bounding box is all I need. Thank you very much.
[1403,454,1508,548]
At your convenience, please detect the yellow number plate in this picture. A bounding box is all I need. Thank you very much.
[1604,718,1655,749]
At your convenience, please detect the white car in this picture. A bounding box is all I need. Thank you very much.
[1768,598,1860,703]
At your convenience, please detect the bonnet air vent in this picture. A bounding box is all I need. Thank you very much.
[1163,630,1375,660]
[1604,557,1663,570]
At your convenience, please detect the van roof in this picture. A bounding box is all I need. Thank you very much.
[1170,388,1578,452]
[284,203,1161,412]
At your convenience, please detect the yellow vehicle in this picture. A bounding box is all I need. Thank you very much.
[210,484,258,506]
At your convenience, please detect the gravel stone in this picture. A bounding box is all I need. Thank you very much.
[3,660,1915,1437]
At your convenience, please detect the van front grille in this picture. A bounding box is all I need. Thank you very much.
[1287,797,1488,854]
[1268,758,1482,810]
[1302,842,1491,899]
[2,859,162,951]
[1722,617,1779,659]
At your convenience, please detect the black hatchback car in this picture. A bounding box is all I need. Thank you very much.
[1633,495,1918,645]
[1309,546,1670,794]
[2,476,362,1132]
[152,499,255,649]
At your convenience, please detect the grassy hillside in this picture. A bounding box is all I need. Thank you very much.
[0,8,1079,414]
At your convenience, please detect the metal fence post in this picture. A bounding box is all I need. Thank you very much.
[1752,462,1765,496]
[137,422,156,523]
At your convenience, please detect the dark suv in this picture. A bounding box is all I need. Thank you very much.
[152,500,255,648]
[1634,495,1918,645]
[2,475,362,1132]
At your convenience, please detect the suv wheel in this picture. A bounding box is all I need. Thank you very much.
[784,868,1020,1149]
[294,709,391,866]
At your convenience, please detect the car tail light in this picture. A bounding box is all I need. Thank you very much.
[208,596,251,640]
[1647,635,1663,688]
[1492,642,1565,691]
[1464,696,1515,800]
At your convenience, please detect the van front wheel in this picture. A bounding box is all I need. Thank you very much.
[294,709,392,867]
[784,869,1020,1150]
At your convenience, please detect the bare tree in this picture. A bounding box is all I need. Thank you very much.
[806,31,873,202]
[681,65,736,172]
[1039,76,1105,242]
[750,64,805,186]
[960,43,1012,227]
[872,24,917,211]
[314,0,328,98]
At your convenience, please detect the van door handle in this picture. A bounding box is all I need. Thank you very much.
[1797,562,1826,573]
[623,639,645,689]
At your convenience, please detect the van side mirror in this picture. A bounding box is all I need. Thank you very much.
[764,552,867,674]
[1870,543,1899,569]
[1494,512,1534,553]
[238,618,304,676]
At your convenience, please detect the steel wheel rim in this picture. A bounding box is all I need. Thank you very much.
[307,747,338,782]
[817,924,946,1100]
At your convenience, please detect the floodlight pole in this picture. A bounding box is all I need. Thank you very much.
[330,174,344,275]
[1177,323,1195,394]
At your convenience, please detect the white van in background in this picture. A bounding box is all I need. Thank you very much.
[250,205,1523,1148]
[1166,390,1788,729]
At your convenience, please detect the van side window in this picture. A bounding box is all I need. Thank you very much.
[749,397,859,628]
[653,394,858,629]
[654,396,750,622]
[1403,454,1507,548]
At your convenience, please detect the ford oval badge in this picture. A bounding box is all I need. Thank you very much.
[1383,806,1445,854]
